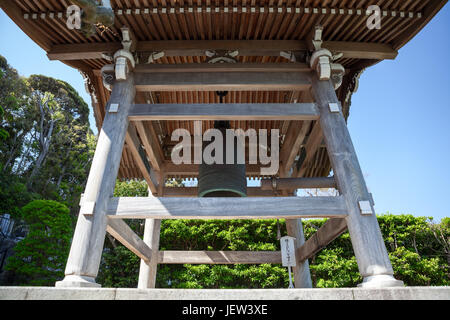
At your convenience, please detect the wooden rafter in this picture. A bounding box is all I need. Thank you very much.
[124,124,159,193]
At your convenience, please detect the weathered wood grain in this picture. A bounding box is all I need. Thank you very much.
[138,218,161,289]
[296,218,347,263]
[133,71,312,92]
[311,76,397,282]
[129,103,319,121]
[158,251,282,264]
[58,76,136,286]
[286,219,313,288]
[106,219,152,263]
[260,177,336,191]
[46,40,398,61]
[106,196,348,219]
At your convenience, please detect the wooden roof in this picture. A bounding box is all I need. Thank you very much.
[1,0,446,183]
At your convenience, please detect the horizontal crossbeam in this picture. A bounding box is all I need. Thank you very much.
[261,177,336,190]
[106,196,348,219]
[158,251,281,264]
[47,40,398,61]
[129,103,319,121]
[163,187,278,197]
[163,162,265,176]
[134,63,311,73]
[133,71,312,92]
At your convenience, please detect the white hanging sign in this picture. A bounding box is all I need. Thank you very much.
[280,236,296,267]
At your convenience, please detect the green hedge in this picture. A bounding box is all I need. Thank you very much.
[97,215,449,288]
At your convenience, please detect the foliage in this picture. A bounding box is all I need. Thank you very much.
[0,105,8,140]
[0,56,93,285]
[0,55,94,218]
[4,200,73,286]
[113,179,148,197]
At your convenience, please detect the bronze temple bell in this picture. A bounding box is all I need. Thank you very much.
[198,92,247,197]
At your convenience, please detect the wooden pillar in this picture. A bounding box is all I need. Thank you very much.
[138,218,161,289]
[138,187,162,289]
[310,75,403,288]
[286,219,312,288]
[56,75,136,287]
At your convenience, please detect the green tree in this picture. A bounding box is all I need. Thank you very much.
[0,55,34,173]
[5,200,73,286]
[0,56,95,218]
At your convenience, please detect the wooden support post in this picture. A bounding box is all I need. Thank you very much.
[55,76,136,288]
[286,219,312,288]
[138,218,161,289]
[138,187,163,289]
[279,109,313,288]
[310,75,403,288]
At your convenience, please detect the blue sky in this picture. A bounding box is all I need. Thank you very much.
[0,6,449,221]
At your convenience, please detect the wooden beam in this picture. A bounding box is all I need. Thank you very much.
[129,103,319,121]
[280,120,311,176]
[296,218,347,263]
[322,41,398,60]
[294,122,324,178]
[133,71,312,92]
[163,187,277,197]
[133,121,163,172]
[47,42,122,61]
[46,40,398,61]
[158,251,281,264]
[106,219,152,263]
[163,162,268,176]
[311,76,398,283]
[106,196,348,219]
[56,77,136,287]
[134,63,311,73]
[261,177,336,191]
[125,124,159,193]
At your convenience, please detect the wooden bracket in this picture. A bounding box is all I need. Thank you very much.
[308,25,345,89]
[113,27,136,80]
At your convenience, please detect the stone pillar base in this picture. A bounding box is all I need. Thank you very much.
[358,275,404,288]
[55,275,101,288]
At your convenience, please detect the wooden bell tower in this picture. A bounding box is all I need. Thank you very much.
[2,0,446,290]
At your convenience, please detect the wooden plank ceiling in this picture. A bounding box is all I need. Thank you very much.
[1,0,446,181]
